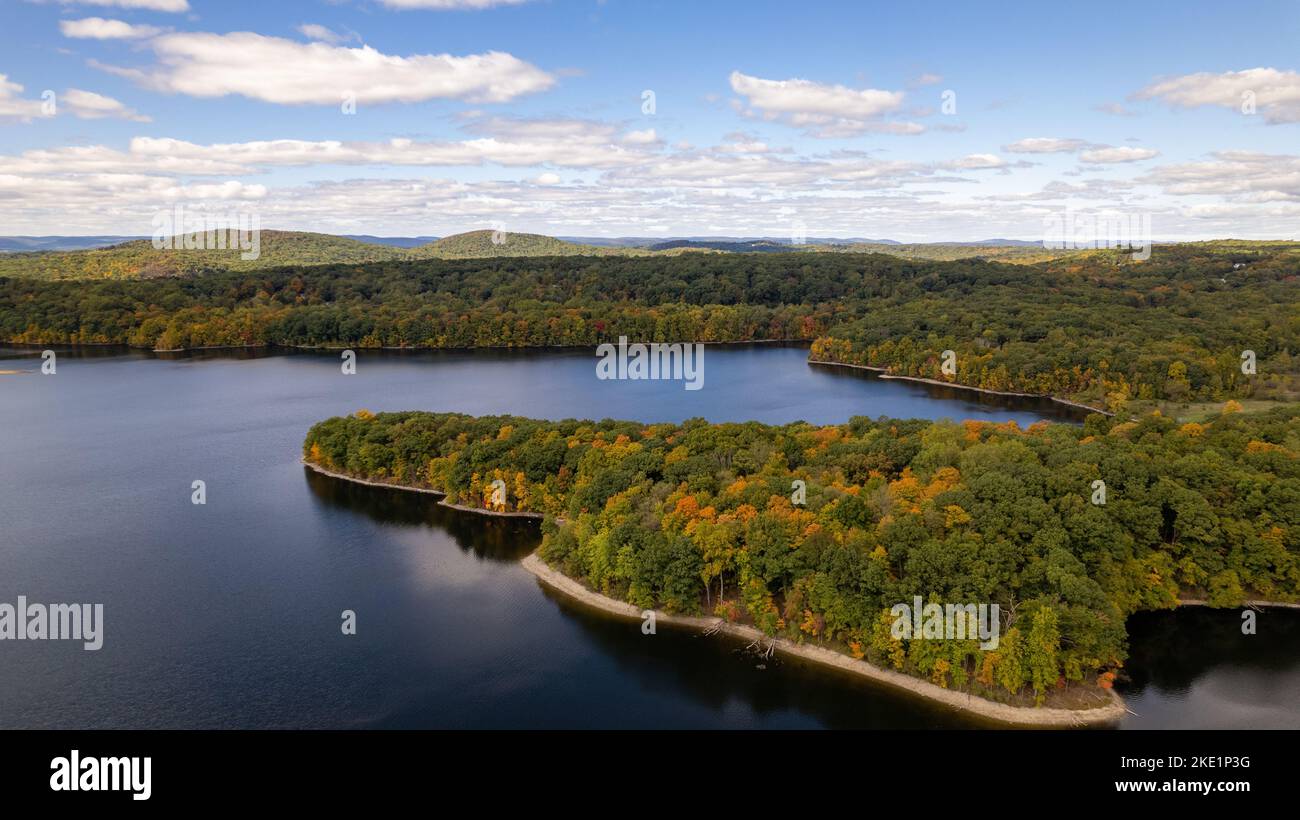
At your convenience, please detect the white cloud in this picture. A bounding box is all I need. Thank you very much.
[1142,151,1300,201]
[98,31,555,105]
[63,88,150,121]
[1135,67,1300,124]
[621,128,657,145]
[1079,145,1158,164]
[378,0,533,8]
[728,70,917,137]
[0,119,660,174]
[1094,102,1136,117]
[59,17,162,39]
[50,0,188,11]
[0,75,145,123]
[296,24,353,45]
[1003,137,1087,154]
[941,153,1007,170]
[729,72,902,119]
[0,75,51,123]
[4,160,1296,239]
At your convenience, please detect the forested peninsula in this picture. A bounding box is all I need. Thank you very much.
[302,405,1300,713]
[3,241,1298,412]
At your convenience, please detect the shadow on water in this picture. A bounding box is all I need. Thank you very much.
[301,462,970,727]
[1117,607,1300,729]
[301,460,1300,729]
[304,466,988,728]
[535,585,987,729]
[303,467,540,562]
[1121,607,1300,690]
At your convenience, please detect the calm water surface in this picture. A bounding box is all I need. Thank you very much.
[1,344,1295,728]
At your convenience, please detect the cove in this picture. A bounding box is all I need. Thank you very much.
[1,343,1296,729]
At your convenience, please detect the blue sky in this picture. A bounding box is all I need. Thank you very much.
[2,0,1298,239]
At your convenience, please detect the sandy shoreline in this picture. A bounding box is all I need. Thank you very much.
[808,359,1113,416]
[306,455,1128,725]
[520,553,1128,727]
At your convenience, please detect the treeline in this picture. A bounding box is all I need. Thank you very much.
[3,245,1297,405]
[303,405,1300,706]
[0,253,858,349]
[812,245,1300,408]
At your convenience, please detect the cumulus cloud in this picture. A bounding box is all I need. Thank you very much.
[0,119,661,174]
[1142,151,1300,201]
[941,153,1007,170]
[5,156,1296,239]
[728,70,918,137]
[295,24,356,45]
[0,75,50,123]
[1134,67,1300,124]
[1003,137,1087,154]
[1001,138,1157,165]
[378,0,533,8]
[48,0,186,10]
[1078,145,1158,164]
[0,75,146,122]
[63,88,150,121]
[59,17,163,39]
[95,31,555,105]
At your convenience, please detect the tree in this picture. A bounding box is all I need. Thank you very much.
[1026,606,1062,705]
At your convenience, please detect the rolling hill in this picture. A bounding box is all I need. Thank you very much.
[2,226,1296,281]
[409,229,654,259]
[0,229,686,280]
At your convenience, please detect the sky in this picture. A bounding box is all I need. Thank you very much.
[1,0,1298,240]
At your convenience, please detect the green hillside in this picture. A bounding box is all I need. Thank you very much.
[2,229,1295,281]
[412,229,636,259]
[807,242,1076,264]
[0,228,711,280]
[0,230,407,280]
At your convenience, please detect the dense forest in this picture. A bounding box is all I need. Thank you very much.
[4,243,1297,410]
[303,405,1300,706]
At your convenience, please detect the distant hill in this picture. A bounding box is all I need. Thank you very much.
[806,241,1075,263]
[0,229,702,280]
[928,238,1044,247]
[648,239,793,253]
[409,230,712,259]
[0,236,144,253]
[2,229,1295,280]
[0,231,408,279]
[411,230,627,259]
[341,235,439,248]
[570,235,900,249]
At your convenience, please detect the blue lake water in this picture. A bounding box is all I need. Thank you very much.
[1,343,1295,729]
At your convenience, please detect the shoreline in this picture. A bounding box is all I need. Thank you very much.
[301,460,546,519]
[303,455,1295,725]
[2,338,812,355]
[808,359,1114,416]
[519,553,1128,728]
[303,462,1127,724]
[1178,598,1300,610]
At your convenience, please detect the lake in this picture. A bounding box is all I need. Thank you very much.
[1,343,1296,728]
